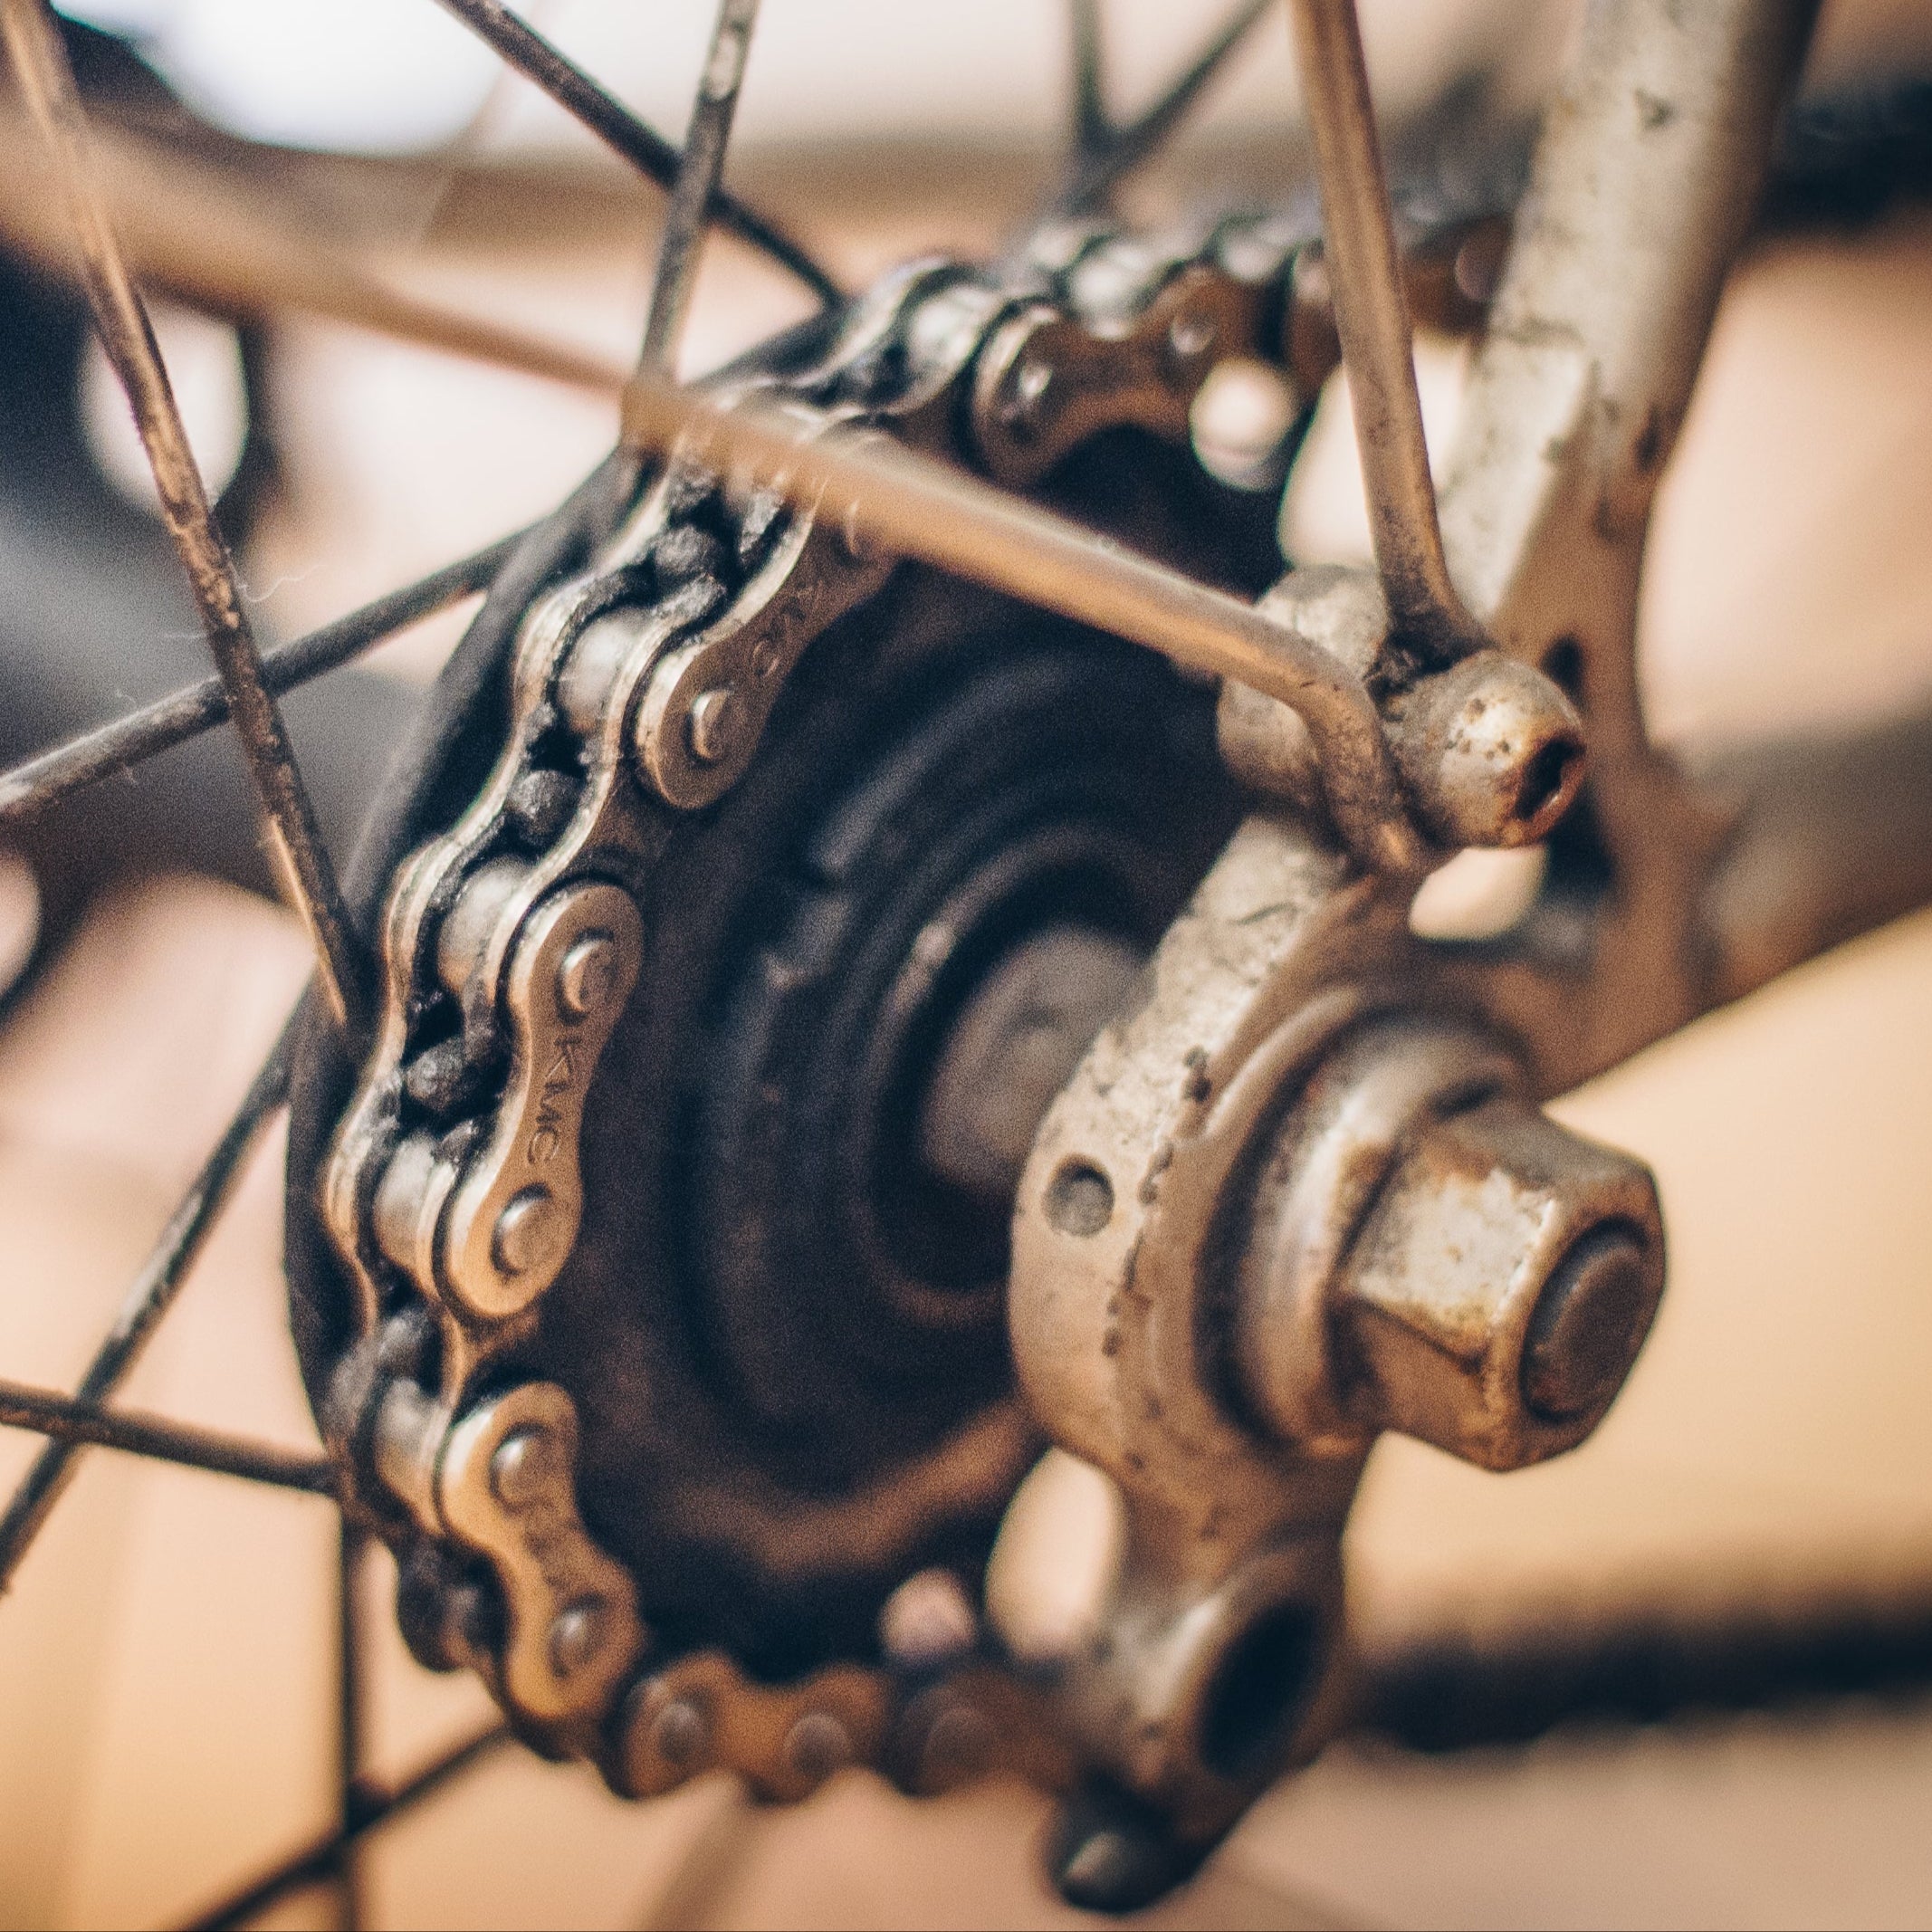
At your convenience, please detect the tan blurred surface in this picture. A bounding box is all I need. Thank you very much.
[7,29,1932,1931]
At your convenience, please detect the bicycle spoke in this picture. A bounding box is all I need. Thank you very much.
[1066,0,1109,160]
[1288,0,1468,646]
[182,1724,514,1932]
[1,0,369,1031]
[331,1525,367,1932]
[0,1021,294,1589]
[0,1375,339,1494]
[427,0,837,306]
[1054,0,1272,214]
[0,536,520,830]
[638,0,760,380]
[0,109,629,396]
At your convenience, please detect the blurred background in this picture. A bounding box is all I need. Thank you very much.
[3,1,1932,1925]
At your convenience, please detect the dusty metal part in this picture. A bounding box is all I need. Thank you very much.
[615,1650,889,1801]
[1288,0,1472,651]
[971,263,1259,488]
[435,1381,646,1737]
[286,3,1932,1899]
[1234,1017,1665,1468]
[1216,565,1585,850]
[1009,811,1384,1839]
[300,216,1325,1762]
[996,0,1815,1882]
[1435,0,1822,1095]
[628,424,894,808]
[437,879,642,1322]
[920,926,1143,1206]
[1382,650,1585,850]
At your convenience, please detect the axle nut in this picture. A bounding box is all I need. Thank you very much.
[1336,1096,1663,1468]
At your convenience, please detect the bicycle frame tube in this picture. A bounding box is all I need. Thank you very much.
[1429,0,1910,1096]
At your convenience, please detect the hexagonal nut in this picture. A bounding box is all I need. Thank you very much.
[1335,1095,1664,1469]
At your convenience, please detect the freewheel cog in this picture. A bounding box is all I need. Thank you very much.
[283,225,1309,1795]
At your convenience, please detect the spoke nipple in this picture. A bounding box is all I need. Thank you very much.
[548,1597,607,1678]
[783,1710,855,1790]
[556,931,619,1019]
[687,686,741,764]
[493,1185,560,1277]
[490,1423,558,1508]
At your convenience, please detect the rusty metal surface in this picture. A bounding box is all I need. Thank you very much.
[6,0,1932,1918]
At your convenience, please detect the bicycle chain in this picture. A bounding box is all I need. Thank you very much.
[313,200,1483,1798]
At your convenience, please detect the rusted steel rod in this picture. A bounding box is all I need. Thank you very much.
[0,1375,338,1495]
[1288,0,1468,646]
[429,0,837,304]
[0,110,629,397]
[0,537,517,828]
[0,1023,294,1590]
[1,0,368,1028]
[181,1725,513,1932]
[638,0,760,379]
[621,377,1422,872]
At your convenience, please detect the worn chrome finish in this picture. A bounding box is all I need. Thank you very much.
[438,880,642,1321]
[311,207,1424,1775]
[1437,0,1822,1093]
[1234,1017,1665,1468]
[1217,565,1585,849]
[1289,0,1469,648]
[256,0,1932,1905]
